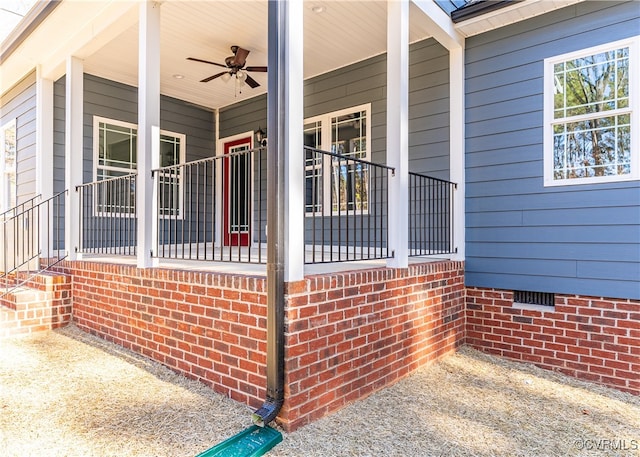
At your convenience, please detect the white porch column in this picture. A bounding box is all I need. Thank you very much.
[450,46,465,260]
[64,56,83,260]
[36,67,54,257]
[386,0,409,269]
[136,0,160,268]
[269,0,304,282]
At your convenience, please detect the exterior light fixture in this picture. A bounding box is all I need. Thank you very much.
[255,127,267,147]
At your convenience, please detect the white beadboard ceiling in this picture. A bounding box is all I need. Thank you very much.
[82,1,435,111]
[79,0,579,111]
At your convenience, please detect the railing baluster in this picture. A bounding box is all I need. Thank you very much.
[0,191,68,296]
[71,147,454,267]
[407,171,457,257]
[301,146,394,264]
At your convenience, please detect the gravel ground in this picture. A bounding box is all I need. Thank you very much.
[0,325,638,457]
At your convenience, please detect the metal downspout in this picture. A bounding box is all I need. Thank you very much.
[252,0,286,427]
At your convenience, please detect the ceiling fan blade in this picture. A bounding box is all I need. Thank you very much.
[201,71,229,83]
[232,46,250,67]
[245,74,260,89]
[187,57,227,68]
[245,66,267,73]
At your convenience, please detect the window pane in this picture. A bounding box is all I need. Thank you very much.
[554,47,629,119]
[160,134,180,167]
[331,110,366,159]
[99,122,137,169]
[304,121,322,213]
[3,122,17,209]
[330,110,368,212]
[553,115,631,179]
[304,121,322,149]
[96,172,135,214]
[158,170,180,217]
[95,120,185,216]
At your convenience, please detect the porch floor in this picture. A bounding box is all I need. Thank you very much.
[78,251,451,276]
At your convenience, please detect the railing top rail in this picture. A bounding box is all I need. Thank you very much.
[304,146,396,172]
[76,173,137,190]
[2,191,67,222]
[0,194,41,218]
[408,171,458,188]
[151,146,267,175]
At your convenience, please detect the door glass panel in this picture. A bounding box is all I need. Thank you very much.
[228,144,250,233]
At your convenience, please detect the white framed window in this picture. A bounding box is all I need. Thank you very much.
[303,104,371,215]
[0,119,17,212]
[92,116,186,216]
[544,37,638,186]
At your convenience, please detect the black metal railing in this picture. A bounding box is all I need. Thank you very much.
[1,191,67,295]
[152,147,267,263]
[408,172,457,256]
[304,147,394,263]
[77,174,137,256]
[73,151,456,266]
[0,194,40,220]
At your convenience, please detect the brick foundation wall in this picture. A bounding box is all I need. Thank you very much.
[62,261,268,409]
[59,259,464,432]
[466,287,640,395]
[0,272,72,338]
[282,260,465,430]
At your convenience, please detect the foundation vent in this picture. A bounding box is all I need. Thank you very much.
[513,290,555,307]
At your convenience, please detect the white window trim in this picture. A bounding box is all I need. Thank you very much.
[92,116,186,217]
[304,103,372,216]
[543,36,639,187]
[0,119,17,212]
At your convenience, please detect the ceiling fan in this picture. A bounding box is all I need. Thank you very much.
[187,45,267,89]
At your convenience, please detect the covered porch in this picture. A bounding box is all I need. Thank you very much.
[2,0,465,279]
[1,0,467,431]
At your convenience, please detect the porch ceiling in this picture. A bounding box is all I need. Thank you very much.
[81,1,436,111]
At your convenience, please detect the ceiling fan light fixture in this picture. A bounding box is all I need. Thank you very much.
[187,45,266,90]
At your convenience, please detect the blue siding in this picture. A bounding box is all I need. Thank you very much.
[53,74,215,185]
[219,38,450,246]
[53,74,216,250]
[82,74,215,181]
[1,72,38,205]
[220,37,450,178]
[464,1,640,300]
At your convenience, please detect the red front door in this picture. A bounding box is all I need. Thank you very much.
[223,137,252,247]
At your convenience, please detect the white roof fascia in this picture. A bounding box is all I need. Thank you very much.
[1,0,139,95]
[453,0,585,38]
[411,0,465,50]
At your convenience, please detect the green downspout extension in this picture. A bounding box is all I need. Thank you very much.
[252,0,286,428]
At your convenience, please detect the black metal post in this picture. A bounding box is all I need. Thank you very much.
[252,0,286,427]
